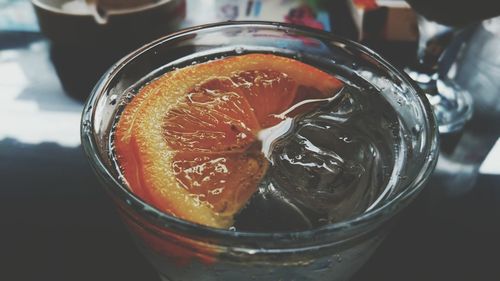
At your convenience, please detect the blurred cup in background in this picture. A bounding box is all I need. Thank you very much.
[32,0,186,100]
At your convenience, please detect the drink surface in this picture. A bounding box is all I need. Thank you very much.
[111,53,403,232]
[236,83,398,231]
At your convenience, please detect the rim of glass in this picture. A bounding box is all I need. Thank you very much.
[81,21,438,246]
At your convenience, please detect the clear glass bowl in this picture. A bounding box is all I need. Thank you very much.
[81,22,439,281]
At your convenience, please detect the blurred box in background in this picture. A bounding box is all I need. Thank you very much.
[349,0,418,41]
[184,0,331,31]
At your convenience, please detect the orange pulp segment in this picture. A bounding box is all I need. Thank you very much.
[115,54,343,228]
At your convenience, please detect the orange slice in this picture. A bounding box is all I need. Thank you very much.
[115,54,343,229]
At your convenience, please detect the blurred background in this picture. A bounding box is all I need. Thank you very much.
[0,0,499,280]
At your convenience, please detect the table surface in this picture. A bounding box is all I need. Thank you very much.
[1,2,500,281]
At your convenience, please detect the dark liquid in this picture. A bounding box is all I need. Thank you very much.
[234,84,402,232]
[111,53,406,233]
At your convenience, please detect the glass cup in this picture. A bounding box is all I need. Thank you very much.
[81,22,439,281]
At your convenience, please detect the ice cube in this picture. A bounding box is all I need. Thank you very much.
[268,90,388,223]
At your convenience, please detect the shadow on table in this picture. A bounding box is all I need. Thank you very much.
[0,139,159,281]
